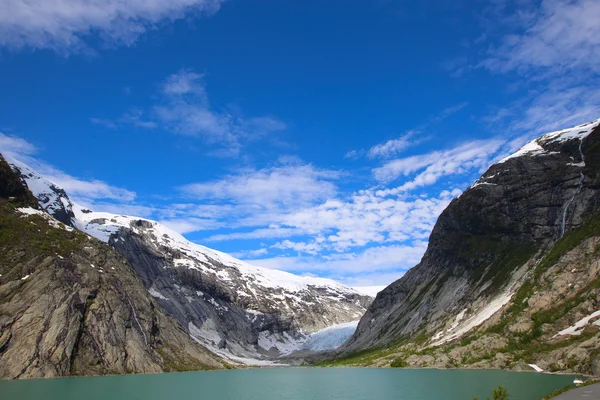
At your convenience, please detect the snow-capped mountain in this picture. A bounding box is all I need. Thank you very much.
[341,119,600,375]
[6,156,371,363]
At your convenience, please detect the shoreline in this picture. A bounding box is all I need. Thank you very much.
[1,364,593,382]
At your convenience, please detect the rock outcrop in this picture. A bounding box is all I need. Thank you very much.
[0,155,227,379]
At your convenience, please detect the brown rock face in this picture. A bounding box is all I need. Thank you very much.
[0,155,226,379]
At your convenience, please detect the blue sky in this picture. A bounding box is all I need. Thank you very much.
[1,0,599,286]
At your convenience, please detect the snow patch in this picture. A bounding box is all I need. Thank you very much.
[431,290,514,346]
[257,331,303,355]
[528,364,544,372]
[189,320,221,347]
[302,320,359,351]
[554,310,600,337]
[148,288,169,301]
[15,207,44,216]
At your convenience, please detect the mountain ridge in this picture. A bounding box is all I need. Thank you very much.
[5,155,371,364]
[328,118,600,376]
[0,154,228,378]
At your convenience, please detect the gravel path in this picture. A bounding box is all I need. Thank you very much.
[552,383,600,399]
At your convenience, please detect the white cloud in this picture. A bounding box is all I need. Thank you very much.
[0,132,38,156]
[367,131,417,159]
[155,69,287,156]
[482,0,600,76]
[0,0,224,53]
[180,159,339,209]
[203,184,459,259]
[90,117,117,129]
[344,149,362,160]
[471,0,600,154]
[271,240,323,255]
[205,227,307,242]
[252,242,427,285]
[230,248,269,258]
[120,109,157,129]
[485,82,600,144]
[372,139,505,188]
[346,103,468,161]
[159,217,222,234]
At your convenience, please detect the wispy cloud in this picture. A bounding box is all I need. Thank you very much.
[90,117,118,129]
[481,0,600,76]
[180,157,339,209]
[367,130,417,159]
[0,132,477,286]
[159,217,223,234]
[92,69,286,157]
[0,0,224,53]
[346,102,468,160]
[251,242,428,285]
[0,132,38,156]
[470,0,600,144]
[155,69,287,156]
[372,138,504,188]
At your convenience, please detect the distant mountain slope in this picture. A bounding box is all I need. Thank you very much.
[335,119,600,376]
[6,156,371,363]
[0,155,227,379]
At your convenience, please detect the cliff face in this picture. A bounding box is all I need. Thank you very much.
[105,226,370,360]
[0,155,226,379]
[343,119,600,356]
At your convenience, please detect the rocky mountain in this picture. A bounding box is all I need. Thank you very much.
[6,157,371,364]
[0,155,227,379]
[335,119,600,375]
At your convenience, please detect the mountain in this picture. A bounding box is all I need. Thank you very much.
[0,155,227,379]
[6,157,371,364]
[333,119,600,376]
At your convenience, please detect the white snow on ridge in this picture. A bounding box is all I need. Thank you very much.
[499,119,600,164]
[6,157,74,220]
[72,203,363,296]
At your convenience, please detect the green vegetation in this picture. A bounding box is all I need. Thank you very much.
[535,210,600,280]
[472,385,510,400]
[389,357,407,368]
[0,201,84,265]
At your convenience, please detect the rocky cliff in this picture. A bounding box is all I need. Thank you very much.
[0,155,228,379]
[7,157,371,364]
[336,119,600,375]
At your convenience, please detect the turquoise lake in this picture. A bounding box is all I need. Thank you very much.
[0,368,579,400]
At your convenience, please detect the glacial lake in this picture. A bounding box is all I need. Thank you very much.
[0,368,579,400]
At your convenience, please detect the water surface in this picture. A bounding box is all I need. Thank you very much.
[0,368,578,400]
